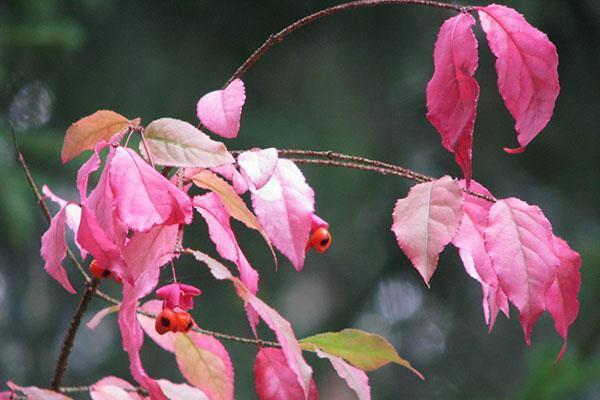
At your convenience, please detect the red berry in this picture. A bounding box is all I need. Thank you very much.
[155,308,177,335]
[310,227,331,253]
[175,311,194,332]
[90,259,110,279]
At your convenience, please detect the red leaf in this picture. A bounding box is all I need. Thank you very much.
[391,176,463,286]
[254,347,318,400]
[547,236,581,361]
[426,13,479,186]
[477,4,559,153]
[485,198,560,344]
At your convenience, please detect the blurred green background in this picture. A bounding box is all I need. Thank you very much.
[0,0,598,399]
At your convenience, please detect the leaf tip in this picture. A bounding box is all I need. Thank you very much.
[503,146,526,154]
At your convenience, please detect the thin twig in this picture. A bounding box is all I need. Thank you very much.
[226,0,472,85]
[51,279,100,390]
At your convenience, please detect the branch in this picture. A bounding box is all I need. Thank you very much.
[50,279,100,390]
[232,148,497,203]
[225,0,472,85]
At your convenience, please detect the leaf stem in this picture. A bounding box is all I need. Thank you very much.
[225,0,472,86]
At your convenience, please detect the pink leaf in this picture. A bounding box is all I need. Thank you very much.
[237,148,279,190]
[194,193,259,294]
[118,283,166,400]
[40,206,76,294]
[189,249,312,396]
[174,332,234,400]
[156,283,201,311]
[78,205,128,281]
[485,198,560,344]
[116,225,178,399]
[254,347,319,400]
[90,376,143,400]
[426,13,479,186]
[110,147,192,232]
[546,236,581,361]
[451,180,508,327]
[85,149,128,248]
[477,4,559,153]
[87,305,119,330]
[237,284,313,398]
[316,350,371,400]
[122,223,179,283]
[6,382,72,399]
[77,148,102,203]
[391,176,463,286]
[197,79,246,139]
[251,159,315,271]
[138,300,177,353]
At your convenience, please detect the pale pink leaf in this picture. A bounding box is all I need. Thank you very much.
[197,79,246,139]
[40,206,76,294]
[142,118,234,168]
[254,347,318,400]
[6,382,72,400]
[90,376,142,400]
[190,250,234,281]
[546,236,581,361]
[485,198,560,344]
[61,110,139,163]
[250,159,314,271]
[157,380,209,400]
[316,350,371,400]
[451,180,508,327]
[194,192,259,294]
[138,300,177,353]
[174,332,234,400]
[237,148,279,190]
[87,305,119,330]
[391,176,463,286]
[237,284,313,398]
[110,147,192,232]
[477,4,559,153]
[426,13,479,185]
